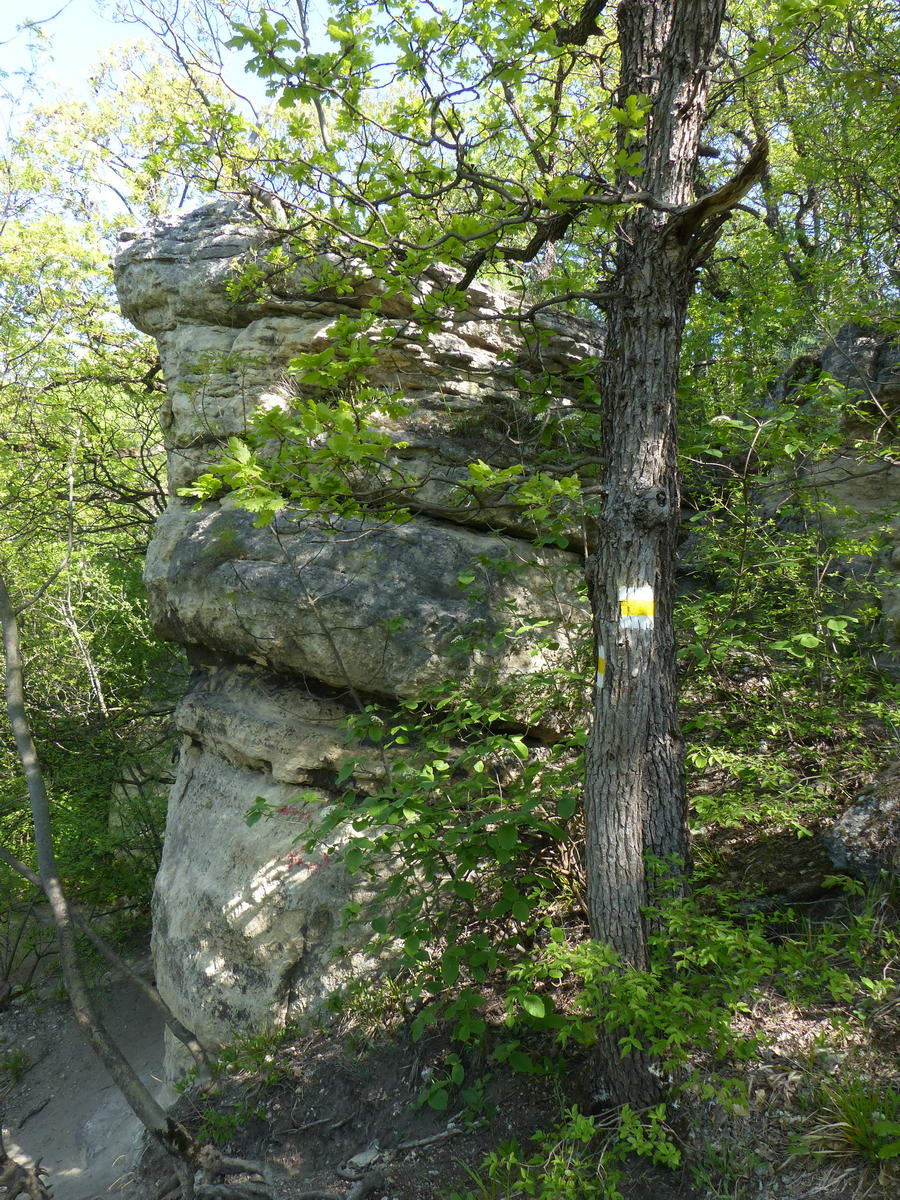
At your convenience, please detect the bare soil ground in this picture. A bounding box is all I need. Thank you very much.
[129,987,898,1200]
[1,966,168,1199]
[129,1026,696,1200]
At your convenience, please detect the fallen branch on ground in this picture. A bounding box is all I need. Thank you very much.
[294,1173,387,1200]
[0,1129,51,1200]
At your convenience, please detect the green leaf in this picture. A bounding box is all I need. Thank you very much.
[521,993,545,1019]
[441,956,460,985]
[453,879,477,900]
[557,795,577,819]
[344,844,365,874]
[327,21,354,42]
[796,633,822,648]
[508,1050,535,1073]
[493,823,518,851]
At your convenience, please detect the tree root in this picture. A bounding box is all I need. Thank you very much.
[0,1139,52,1200]
[195,1186,270,1199]
[293,1172,386,1200]
[151,1145,274,1200]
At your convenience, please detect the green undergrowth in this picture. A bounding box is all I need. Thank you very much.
[223,321,900,1193]
[0,557,179,993]
[246,501,898,1054]
[237,514,899,1191]
[175,1029,289,1146]
[450,1104,680,1200]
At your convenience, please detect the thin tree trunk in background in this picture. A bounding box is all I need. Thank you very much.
[584,0,765,1105]
[0,570,199,1194]
[0,844,213,1082]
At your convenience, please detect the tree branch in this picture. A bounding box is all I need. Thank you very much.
[0,567,205,1194]
[555,1,610,46]
[667,137,769,246]
[0,844,214,1083]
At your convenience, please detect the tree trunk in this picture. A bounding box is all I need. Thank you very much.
[0,571,199,1186]
[584,0,734,1105]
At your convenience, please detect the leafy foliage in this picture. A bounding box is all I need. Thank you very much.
[2,1,899,1193]
[0,61,191,975]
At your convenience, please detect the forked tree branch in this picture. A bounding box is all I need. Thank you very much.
[667,137,769,249]
[555,0,610,46]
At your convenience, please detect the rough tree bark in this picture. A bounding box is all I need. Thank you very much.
[583,0,767,1104]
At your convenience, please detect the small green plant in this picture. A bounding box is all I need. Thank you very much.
[612,1103,681,1169]
[418,1051,467,1113]
[196,1097,267,1147]
[793,1077,900,1166]
[450,1106,621,1200]
[1,1048,32,1084]
[175,1025,288,1129]
[450,1103,680,1200]
[687,1139,771,1199]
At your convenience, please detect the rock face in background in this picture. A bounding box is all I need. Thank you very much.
[825,760,900,881]
[777,325,900,879]
[787,324,900,662]
[115,202,600,1077]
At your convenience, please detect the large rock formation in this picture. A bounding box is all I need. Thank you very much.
[116,203,900,1079]
[114,202,601,1076]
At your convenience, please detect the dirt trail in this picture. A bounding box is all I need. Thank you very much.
[1,972,167,1199]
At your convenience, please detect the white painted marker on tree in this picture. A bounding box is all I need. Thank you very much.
[618,584,654,630]
[595,643,606,691]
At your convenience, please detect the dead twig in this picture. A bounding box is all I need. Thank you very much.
[293,1170,387,1200]
[196,1186,270,1199]
[0,1129,51,1200]
[395,1123,463,1151]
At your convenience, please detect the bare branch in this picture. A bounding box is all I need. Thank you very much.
[0,844,214,1083]
[0,567,202,1181]
[555,1,610,47]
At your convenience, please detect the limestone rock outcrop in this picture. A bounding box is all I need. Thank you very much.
[115,202,600,1075]
[118,202,899,1079]
[825,760,900,881]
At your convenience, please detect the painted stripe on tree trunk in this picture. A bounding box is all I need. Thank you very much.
[619,585,654,629]
[595,644,606,690]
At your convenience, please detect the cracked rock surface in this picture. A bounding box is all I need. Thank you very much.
[115,203,601,1077]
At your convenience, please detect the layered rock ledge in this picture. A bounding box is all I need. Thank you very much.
[115,202,601,1076]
